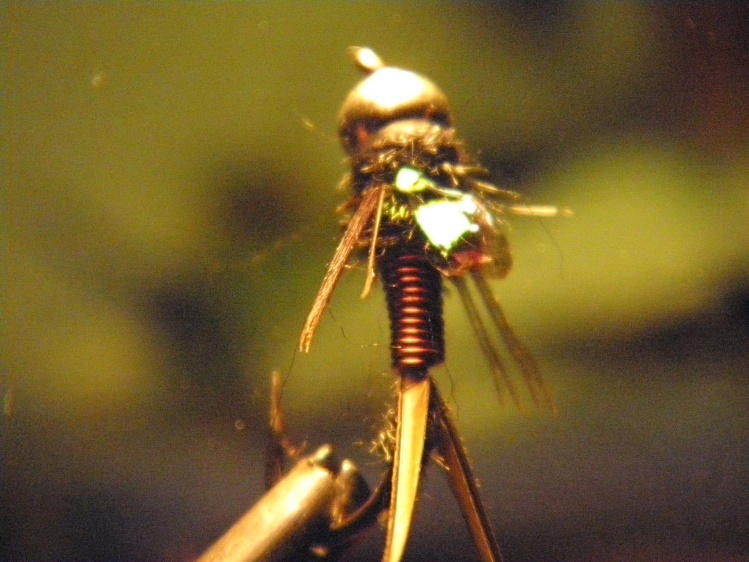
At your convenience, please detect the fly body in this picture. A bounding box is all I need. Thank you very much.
[299,47,566,562]
[301,47,561,411]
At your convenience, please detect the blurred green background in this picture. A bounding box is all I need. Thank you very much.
[5,3,749,561]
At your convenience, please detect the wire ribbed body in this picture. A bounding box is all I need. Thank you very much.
[379,235,445,377]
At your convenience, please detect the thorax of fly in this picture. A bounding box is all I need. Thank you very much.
[339,120,512,278]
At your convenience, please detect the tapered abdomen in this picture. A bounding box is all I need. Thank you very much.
[379,235,444,377]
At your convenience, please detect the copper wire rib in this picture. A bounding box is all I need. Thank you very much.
[379,236,445,375]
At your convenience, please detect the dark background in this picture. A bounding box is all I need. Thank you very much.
[4,3,749,561]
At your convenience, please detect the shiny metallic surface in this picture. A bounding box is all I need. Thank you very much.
[379,236,445,375]
[197,447,338,562]
[338,61,452,155]
[350,46,385,73]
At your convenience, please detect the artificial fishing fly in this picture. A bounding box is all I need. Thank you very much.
[299,47,566,562]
